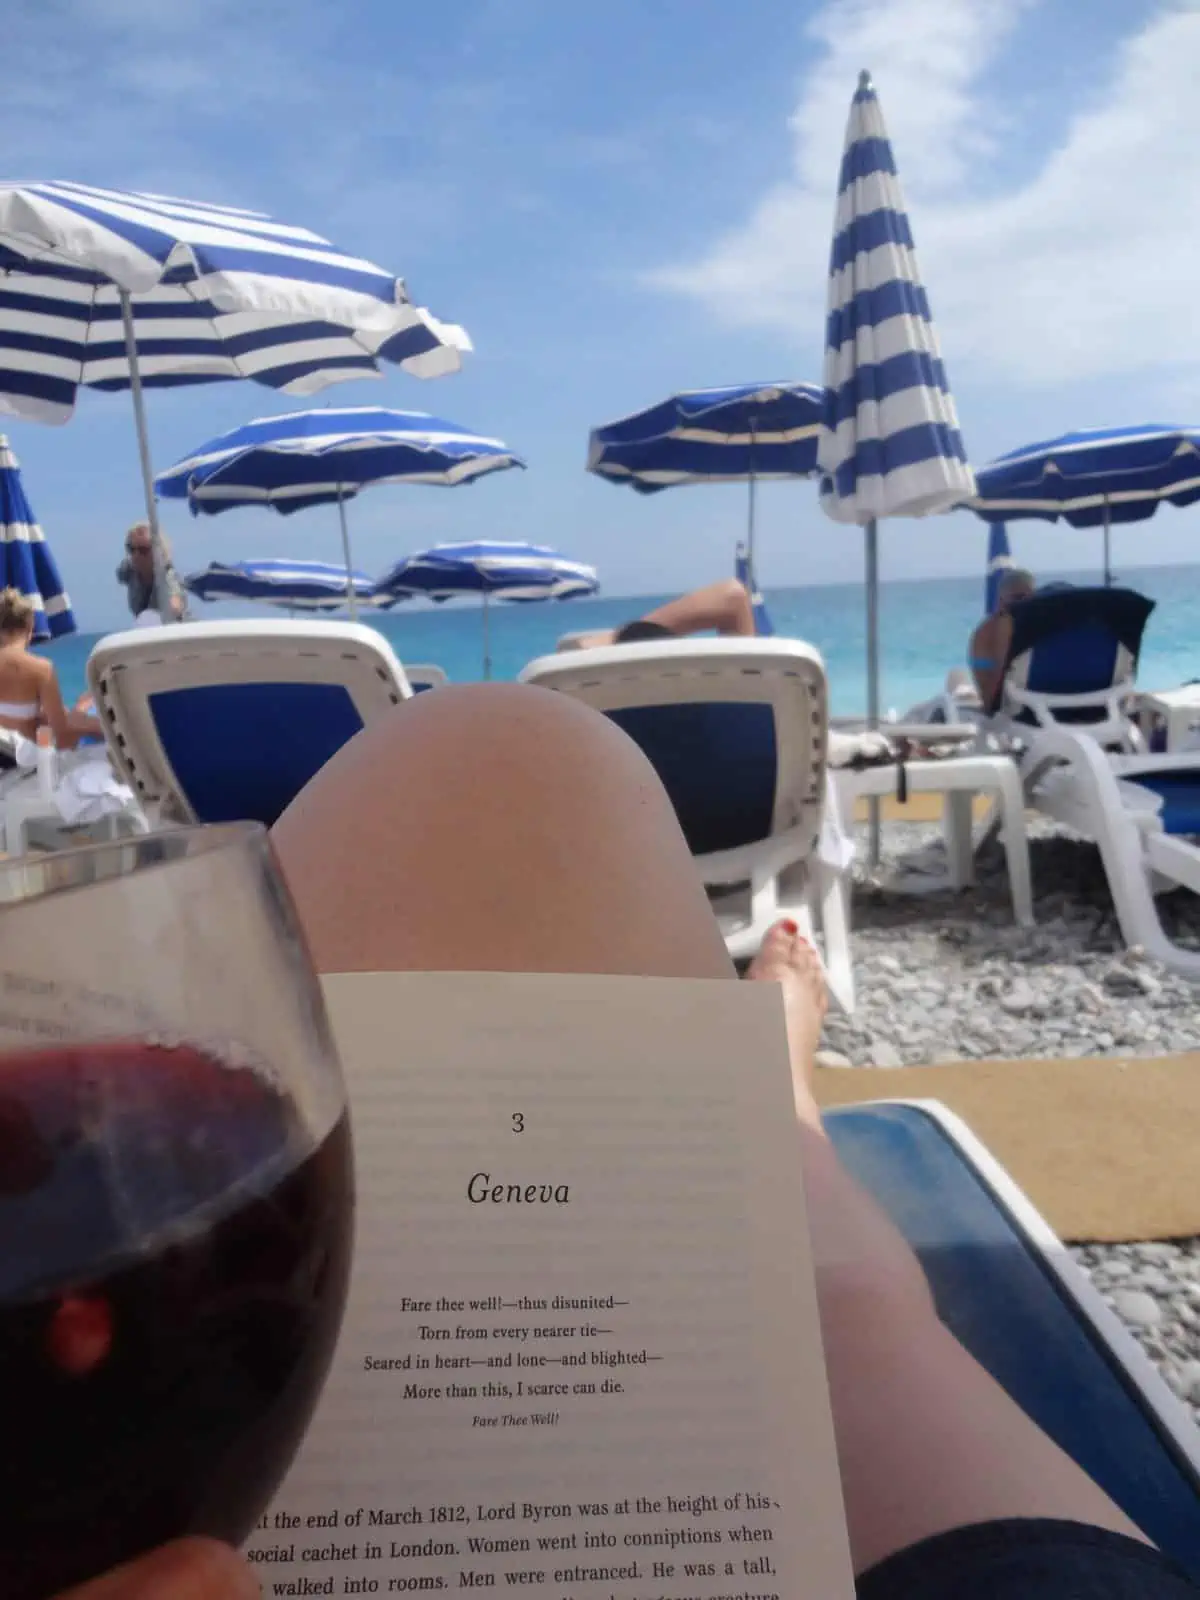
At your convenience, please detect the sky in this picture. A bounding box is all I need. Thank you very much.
[4,0,1200,629]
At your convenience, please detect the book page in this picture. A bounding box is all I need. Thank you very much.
[246,972,852,1600]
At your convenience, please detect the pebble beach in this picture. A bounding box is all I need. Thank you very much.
[830,816,1200,1425]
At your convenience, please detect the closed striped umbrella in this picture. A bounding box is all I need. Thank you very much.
[183,558,386,613]
[0,435,75,640]
[819,70,975,860]
[377,541,599,678]
[0,180,470,592]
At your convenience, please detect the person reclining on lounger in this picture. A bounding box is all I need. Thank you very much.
[66,685,1200,1600]
[969,568,1036,711]
[560,576,755,650]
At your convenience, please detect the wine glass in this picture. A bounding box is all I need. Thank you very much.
[0,824,354,1600]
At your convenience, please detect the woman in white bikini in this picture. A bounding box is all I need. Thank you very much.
[0,588,103,749]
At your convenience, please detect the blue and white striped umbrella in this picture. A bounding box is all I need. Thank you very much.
[969,425,1200,585]
[587,381,821,594]
[183,558,386,613]
[819,70,975,863]
[588,382,822,492]
[155,407,524,514]
[376,541,599,678]
[985,523,1014,616]
[0,434,75,640]
[157,406,523,618]
[818,77,974,526]
[0,181,470,425]
[0,180,470,587]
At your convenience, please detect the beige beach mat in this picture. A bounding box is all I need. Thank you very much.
[815,1053,1200,1243]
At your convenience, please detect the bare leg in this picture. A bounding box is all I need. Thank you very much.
[640,576,755,638]
[745,924,1150,1572]
[273,685,1148,1576]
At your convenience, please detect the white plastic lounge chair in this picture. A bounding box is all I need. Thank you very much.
[829,1099,1200,1577]
[977,585,1200,976]
[519,637,855,1010]
[87,620,411,828]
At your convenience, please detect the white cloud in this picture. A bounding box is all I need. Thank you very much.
[648,0,1200,388]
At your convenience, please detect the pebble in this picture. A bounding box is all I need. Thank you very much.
[1107,1290,1164,1329]
[815,1048,854,1069]
[868,1039,904,1069]
[827,818,1200,1424]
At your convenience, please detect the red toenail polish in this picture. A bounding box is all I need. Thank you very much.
[781,919,799,936]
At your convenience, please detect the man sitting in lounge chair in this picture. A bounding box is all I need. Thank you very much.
[969,568,1036,709]
[559,577,755,651]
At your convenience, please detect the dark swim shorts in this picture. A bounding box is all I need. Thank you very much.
[858,1519,1199,1598]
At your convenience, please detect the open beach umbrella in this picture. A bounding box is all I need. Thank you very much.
[985,523,1014,616]
[587,382,822,590]
[818,70,975,859]
[968,425,1200,586]
[156,407,524,618]
[376,540,599,678]
[0,434,75,640]
[0,180,470,589]
[183,558,385,613]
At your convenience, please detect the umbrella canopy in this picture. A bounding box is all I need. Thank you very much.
[587,381,822,583]
[157,406,523,620]
[0,179,470,596]
[587,382,823,491]
[154,407,524,514]
[376,541,599,678]
[183,558,385,612]
[378,540,598,600]
[985,523,1014,616]
[0,181,470,424]
[968,425,1200,584]
[0,434,75,640]
[818,70,975,863]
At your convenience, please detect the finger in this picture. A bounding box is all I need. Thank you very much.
[58,1538,259,1600]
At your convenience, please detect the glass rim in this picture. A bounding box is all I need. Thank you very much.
[0,821,270,909]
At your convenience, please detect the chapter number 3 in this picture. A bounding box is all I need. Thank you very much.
[512,1113,525,1134]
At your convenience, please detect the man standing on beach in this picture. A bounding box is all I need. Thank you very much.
[116,523,187,622]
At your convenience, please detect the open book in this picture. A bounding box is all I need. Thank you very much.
[246,972,853,1599]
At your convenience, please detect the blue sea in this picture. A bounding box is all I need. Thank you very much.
[44,563,1200,720]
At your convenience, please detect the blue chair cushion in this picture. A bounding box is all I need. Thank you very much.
[1026,621,1119,698]
[1125,773,1200,835]
[605,702,777,856]
[827,1104,1200,1577]
[149,681,365,825]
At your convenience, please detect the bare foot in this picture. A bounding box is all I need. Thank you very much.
[746,919,827,1126]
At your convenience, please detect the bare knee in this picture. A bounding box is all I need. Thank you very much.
[276,682,666,838]
[270,682,724,977]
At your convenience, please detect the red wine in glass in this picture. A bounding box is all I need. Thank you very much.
[0,1038,353,1600]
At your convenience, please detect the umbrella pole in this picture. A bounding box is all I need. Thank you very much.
[336,488,358,620]
[119,290,167,604]
[865,519,882,866]
[746,419,757,571]
[1103,497,1112,586]
[482,591,492,681]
